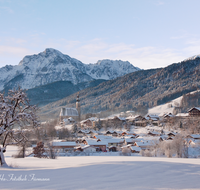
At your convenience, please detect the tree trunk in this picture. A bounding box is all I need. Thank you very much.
[0,146,8,167]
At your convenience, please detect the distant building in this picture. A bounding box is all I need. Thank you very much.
[59,94,81,123]
[188,107,200,117]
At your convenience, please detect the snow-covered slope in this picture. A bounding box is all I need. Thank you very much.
[85,59,140,80]
[0,48,140,90]
[148,90,200,116]
[148,96,183,116]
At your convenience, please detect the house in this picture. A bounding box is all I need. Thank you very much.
[146,114,160,126]
[51,141,77,151]
[108,146,117,152]
[188,139,200,147]
[75,145,96,153]
[188,107,200,117]
[93,135,124,147]
[124,137,135,145]
[112,131,118,137]
[187,134,200,140]
[84,139,108,151]
[163,113,175,119]
[77,130,87,137]
[106,138,124,147]
[134,141,155,150]
[129,145,141,153]
[148,131,161,136]
[167,132,177,137]
[80,117,98,128]
[105,130,113,135]
[134,115,148,127]
[63,117,75,125]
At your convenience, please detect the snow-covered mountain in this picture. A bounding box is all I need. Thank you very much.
[183,54,200,61]
[85,59,140,80]
[0,48,140,90]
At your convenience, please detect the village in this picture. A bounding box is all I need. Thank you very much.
[35,95,200,158]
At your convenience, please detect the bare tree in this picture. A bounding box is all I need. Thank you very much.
[172,134,184,158]
[160,141,173,158]
[0,88,39,167]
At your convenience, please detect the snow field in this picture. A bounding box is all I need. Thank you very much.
[0,146,200,190]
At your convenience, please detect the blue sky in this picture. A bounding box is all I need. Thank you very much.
[1,0,200,69]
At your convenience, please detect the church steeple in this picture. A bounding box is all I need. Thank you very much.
[76,93,81,121]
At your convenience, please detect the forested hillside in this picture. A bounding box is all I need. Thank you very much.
[39,57,200,120]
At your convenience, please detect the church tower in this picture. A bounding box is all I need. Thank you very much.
[76,94,81,122]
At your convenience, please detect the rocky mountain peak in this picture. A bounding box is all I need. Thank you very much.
[0,48,140,91]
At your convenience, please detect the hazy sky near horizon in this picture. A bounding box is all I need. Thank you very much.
[1,0,200,69]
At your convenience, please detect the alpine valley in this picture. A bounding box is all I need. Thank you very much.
[1,48,200,120]
[39,54,200,120]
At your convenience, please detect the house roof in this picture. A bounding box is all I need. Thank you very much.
[188,107,200,112]
[105,138,124,143]
[176,113,188,117]
[60,107,78,117]
[188,134,200,139]
[135,141,155,147]
[80,117,98,124]
[94,135,113,139]
[52,141,77,147]
[130,146,141,152]
[148,131,161,135]
[86,139,108,146]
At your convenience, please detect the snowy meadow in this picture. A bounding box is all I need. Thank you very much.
[1,146,200,190]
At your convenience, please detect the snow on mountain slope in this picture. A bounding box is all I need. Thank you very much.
[183,54,200,61]
[85,59,140,80]
[0,48,140,90]
[148,96,183,116]
[148,90,200,116]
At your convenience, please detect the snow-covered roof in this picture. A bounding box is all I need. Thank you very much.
[105,138,124,144]
[148,131,161,135]
[80,117,98,124]
[86,139,108,146]
[94,135,113,139]
[60,108,78,117]
[75,145,93,150]
[52,141,77,147]
[176,113,188,117]
[146,114,159,118]
[134,137,144,142]
[135,141,155,147]
[130,146,141,152]
[188,107,200,112]
[188,134,200,139]
[126,111,135,113]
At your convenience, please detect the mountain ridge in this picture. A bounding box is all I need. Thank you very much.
[0,48,140,91]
